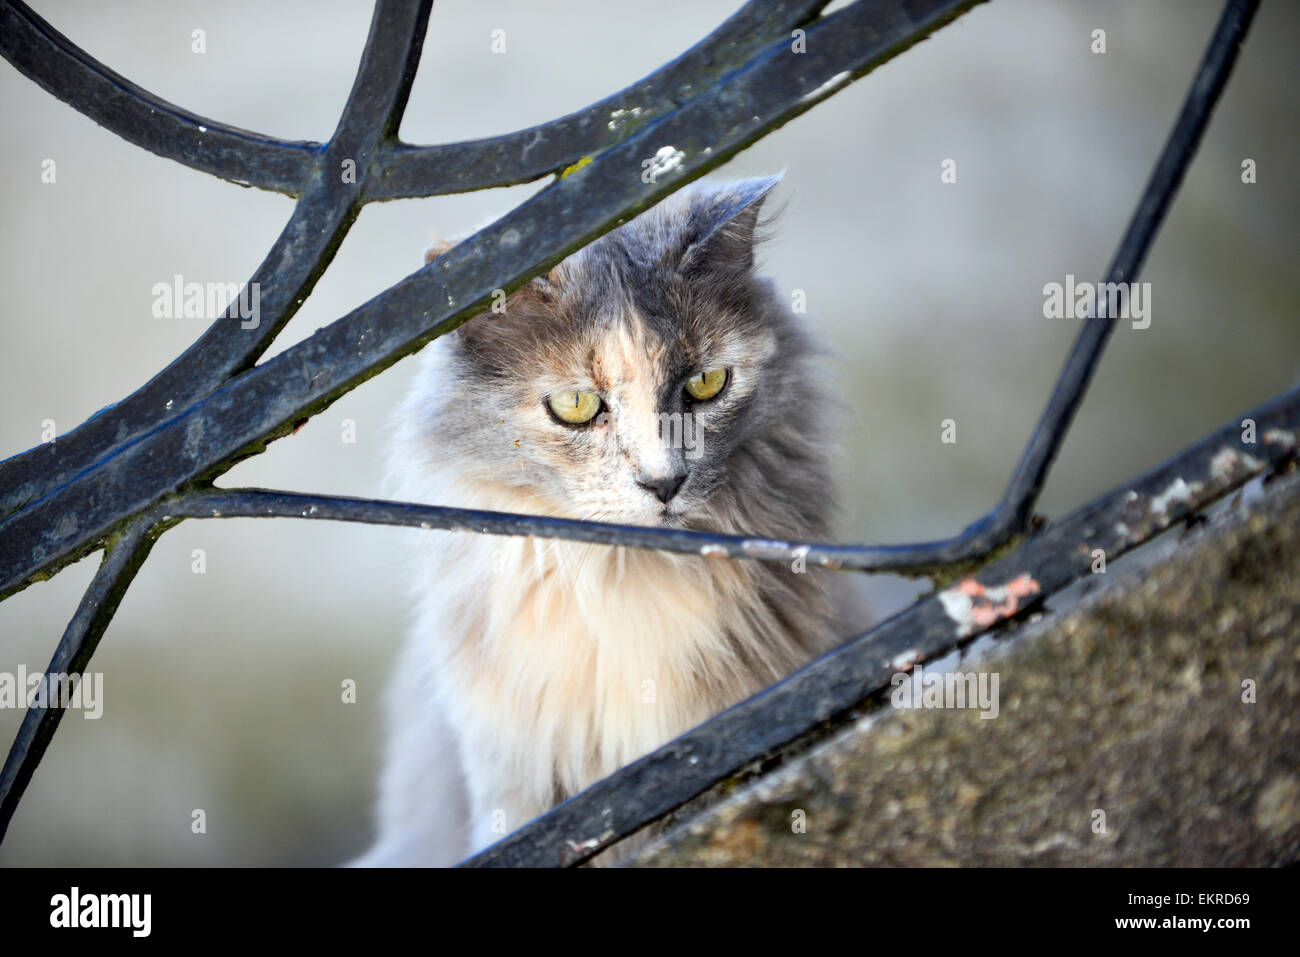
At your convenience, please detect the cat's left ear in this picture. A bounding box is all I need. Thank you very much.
[679,175,781,275]
[423,237,455,264]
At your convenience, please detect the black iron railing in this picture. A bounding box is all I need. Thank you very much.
[0,0,1286,867]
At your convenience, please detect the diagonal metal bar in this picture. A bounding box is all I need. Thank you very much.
[0,518,159,840]
[0,0,432,523]
[0,0,320,195]
[0,0,984,602]
[463,384,1300,866]
[364,0,832,199]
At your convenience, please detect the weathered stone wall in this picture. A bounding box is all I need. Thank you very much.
[630,469,1300,866]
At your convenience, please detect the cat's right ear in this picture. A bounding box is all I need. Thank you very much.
[679,175,781,275]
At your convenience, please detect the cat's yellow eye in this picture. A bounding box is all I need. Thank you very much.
[684,367,729,402]
[547,391,603,425]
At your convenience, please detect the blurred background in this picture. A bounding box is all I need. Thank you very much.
[0,0,1296,865]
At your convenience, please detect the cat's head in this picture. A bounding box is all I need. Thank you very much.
[405,177,829,532]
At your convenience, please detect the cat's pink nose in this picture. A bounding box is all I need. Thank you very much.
[637,472,687,504]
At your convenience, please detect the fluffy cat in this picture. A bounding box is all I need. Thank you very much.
[356,177,858,866]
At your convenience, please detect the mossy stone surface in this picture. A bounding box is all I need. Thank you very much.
[630,471,1300,867]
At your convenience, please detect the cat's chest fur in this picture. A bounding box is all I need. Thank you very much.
[408,480,798,810]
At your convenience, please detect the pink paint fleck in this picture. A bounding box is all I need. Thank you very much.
[939,573,1042,637]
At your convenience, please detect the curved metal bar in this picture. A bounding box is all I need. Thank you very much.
[364,0,831,199]
[0,0,829,521]
[169,486,931,571]
[0,0,983,601]
[0,0,433,525]
[0,0,320,195]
